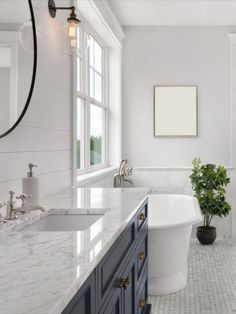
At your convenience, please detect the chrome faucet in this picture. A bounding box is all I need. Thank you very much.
[0,191,45,220]
[5,191,21,220]
[114,159,133,188]
[0,202,7,223]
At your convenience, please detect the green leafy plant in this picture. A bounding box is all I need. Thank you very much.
[190,158,231,227]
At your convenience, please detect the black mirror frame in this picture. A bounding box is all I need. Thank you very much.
[0,0,37,139]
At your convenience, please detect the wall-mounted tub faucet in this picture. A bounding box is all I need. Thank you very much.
[114,159,133,188]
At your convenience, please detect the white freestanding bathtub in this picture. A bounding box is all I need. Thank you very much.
[148,194,202,295]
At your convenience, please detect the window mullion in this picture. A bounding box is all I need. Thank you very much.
[85,98,90,171]
[82,27,87,171]
[89,65,103,77]
[89,98,106,109]
[86,35,90,170]
[81,99,85,169]
[103,48,109,165]
[102,108,106,164]
[93,39,96,99]
[72,51,77,185]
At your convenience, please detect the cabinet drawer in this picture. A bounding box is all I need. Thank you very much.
[136,231,148,287]
[97,217,136,310]
[136,200,148,237]
[136,266,148,314]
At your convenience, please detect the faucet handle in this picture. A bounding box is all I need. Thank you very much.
[9,190,15,197]
[127,167,132,176]
[124,166,132,177]
[16,193,32,208]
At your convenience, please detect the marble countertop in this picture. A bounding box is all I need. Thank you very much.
[0,188,150,314]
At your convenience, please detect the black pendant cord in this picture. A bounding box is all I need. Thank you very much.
[0,0,37,139]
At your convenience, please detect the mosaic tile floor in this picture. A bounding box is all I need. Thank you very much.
[149,239,236,314]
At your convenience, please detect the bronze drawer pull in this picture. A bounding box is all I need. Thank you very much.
[123,276,130,289]
[139,298,146,309]
[138,252,145,261]
[117,278,126,288]
[117,277,130,289]
[139,212,146,221]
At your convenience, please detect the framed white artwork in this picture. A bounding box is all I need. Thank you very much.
[154,86,198,137]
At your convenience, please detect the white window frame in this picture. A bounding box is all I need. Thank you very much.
[73,20,109,179]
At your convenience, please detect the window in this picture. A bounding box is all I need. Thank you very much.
[90,104,103,165]
[75,25,107,175]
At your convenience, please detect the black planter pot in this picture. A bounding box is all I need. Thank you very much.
[196,226,217,245]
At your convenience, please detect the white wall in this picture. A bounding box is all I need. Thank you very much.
[123,26,236,167]
[17,42,34,114]
[123,26,236,237]
[0,1,73,213]
[0,68,10,132]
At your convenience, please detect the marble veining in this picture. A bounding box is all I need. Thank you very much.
[0,188,150,314]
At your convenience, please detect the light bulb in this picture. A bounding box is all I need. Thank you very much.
[70,37,77,49]
[69,22,77,38]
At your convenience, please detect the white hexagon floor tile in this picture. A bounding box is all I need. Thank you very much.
[149,239,236,314]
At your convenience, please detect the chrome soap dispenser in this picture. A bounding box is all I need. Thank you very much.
[22,163,39,207]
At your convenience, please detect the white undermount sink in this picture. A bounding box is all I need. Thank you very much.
[22,214,103,232]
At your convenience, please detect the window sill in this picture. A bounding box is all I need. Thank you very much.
[77,167,117,187]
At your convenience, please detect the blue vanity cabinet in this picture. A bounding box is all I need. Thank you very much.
[96,217,136,310]
[136,231,148,289]
[99,251,136,314]
[136,265,148,314]
[121,253,137,314]
[98,198,150,314]
[136,201,148,236]
[62,199,151,314]
[62,271,96,314]
[99,287,122,314]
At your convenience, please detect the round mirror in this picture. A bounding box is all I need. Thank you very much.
[0,0,37,138]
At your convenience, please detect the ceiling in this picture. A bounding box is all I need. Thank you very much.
[108,0,236,26]
[0,1,29,24]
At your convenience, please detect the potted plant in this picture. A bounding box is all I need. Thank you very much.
[190,158,231,245]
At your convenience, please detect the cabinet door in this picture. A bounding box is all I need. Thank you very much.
[101,252,136,314]
[100,288,122,314]
[136,266,148,314]
[121,254,136,314]
[62,271,96,314]
[136,231,148,288]
[136,199,148,237]
[97,218,136,310]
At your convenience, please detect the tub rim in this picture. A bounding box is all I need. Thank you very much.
[147,193,203,230]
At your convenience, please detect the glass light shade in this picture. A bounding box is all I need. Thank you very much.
[68,22,77,49]
[70,37,77,49]
[69,22,77,38]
